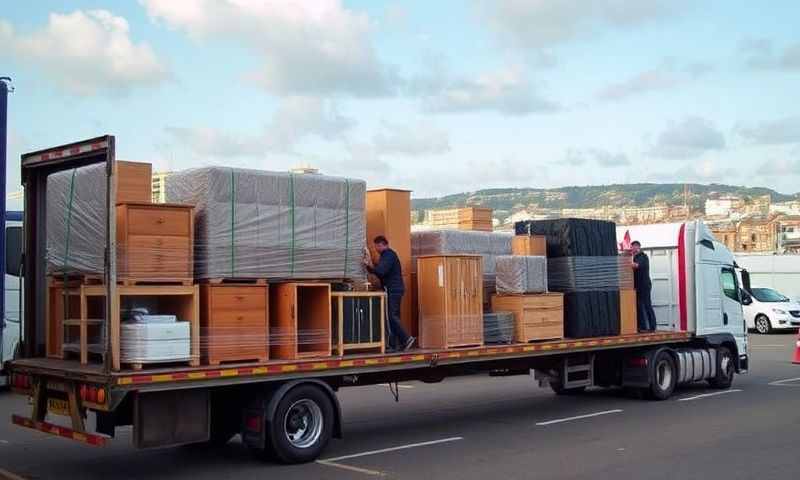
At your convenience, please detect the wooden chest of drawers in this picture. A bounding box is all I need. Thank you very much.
[200,285,269,365]
[491,293,564,342]
[116,203,194,284]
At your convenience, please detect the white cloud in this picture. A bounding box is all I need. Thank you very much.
[141,0,396,97]
[738,116,800,145]
[649,116,725,159]
[755,156,800,177]
[741,38,800,71]
[566,148,630,166]
[477,0,681,49]
[421,66,559,115]
[596,59,713,101]
[0,10,169,96]
[373,122,450,156]
[165,96,355,157]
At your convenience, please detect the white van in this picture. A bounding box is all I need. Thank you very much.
[1,211,23,387]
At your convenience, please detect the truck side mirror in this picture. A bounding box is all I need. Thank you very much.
[5,225,23,277]
[740,290,752,306]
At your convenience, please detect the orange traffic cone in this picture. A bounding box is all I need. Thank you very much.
[793,330,800,365]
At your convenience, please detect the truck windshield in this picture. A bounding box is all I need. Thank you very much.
[751,288,788,303]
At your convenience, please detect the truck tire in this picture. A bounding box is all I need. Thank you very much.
[754,315,772,334]
[708,346,734,389]
[646,351,676,400]
[265,384,334,464]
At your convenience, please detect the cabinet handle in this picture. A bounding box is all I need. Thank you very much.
[235,295,245,301]
[156,217,165,224]
[237,315,244,322]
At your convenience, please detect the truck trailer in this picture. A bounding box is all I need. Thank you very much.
[7,137,749,464]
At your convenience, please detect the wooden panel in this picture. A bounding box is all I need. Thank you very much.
[201,285,268,365]
[491,293,564,342]
[620,288,638,335]
[269,284,296,360]
[512,235,547,256]
[122,235,191,278]
[418,255,483,349]
[297,284,331,356]
[366,189,411,274]
[116,161,152,204]
[126,205,192,237]
[331,292,385,356]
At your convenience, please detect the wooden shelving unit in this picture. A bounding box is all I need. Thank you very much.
[269,283,331,360]
[200,284,269,365]
[331,291,385,356]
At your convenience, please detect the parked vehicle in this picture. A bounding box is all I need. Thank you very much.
[9,138,749,463]
[742,287,800,334]
[735,254,800,302]
[1,211,23,387]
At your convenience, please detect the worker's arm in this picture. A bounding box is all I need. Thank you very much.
[369,252,394,277]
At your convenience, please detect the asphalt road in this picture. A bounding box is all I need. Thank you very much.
[1,333,799,480]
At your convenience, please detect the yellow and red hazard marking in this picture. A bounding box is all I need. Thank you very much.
[12,415,107,446]
[25,140,108,163]
[116,332,689,386]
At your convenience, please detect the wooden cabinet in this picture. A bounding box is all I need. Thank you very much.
[270,283,331,360]
[417,255,483,349]
[200,285,269,365]
[620,288,638,335]
[512,235,547,256]
[331,292,385,356]
[116,161,152,204]
[116,203,194,284]
[366,189,416,337]
[491,293,564,342]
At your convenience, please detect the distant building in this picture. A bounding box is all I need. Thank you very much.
[737,217,778,252]
[705,195,743,217]
[152,171,172,203]
[777,216,800,253]
[771,200,800,216]
[709,222,737,252]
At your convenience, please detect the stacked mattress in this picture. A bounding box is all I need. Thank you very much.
[494,255,548,294]
[166,167,366,281]
[514,218,623,338]
[46,164,107,275]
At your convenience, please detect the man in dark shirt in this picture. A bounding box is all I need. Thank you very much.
[631,240,657,332]
[364,236,416,351]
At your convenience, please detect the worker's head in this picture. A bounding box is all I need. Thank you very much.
[373,235,389,253]
[631,240,641,255]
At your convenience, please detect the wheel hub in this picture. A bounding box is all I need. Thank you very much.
[283,399,323,449]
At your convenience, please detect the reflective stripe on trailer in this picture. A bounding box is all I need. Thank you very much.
[12,415,107,446]
[115,332,690,386]
[24,140,108,163]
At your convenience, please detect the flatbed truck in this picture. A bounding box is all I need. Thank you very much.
[6,136,750,464]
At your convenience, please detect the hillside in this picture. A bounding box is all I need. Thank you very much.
[411,183,800,222]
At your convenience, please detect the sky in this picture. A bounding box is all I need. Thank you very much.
[2,0,800,209]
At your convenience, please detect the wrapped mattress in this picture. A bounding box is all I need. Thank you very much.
[120,322,191,364]
[166,167,366,281]
[46,164,107,275]
[494,255,548,294]
[483,312,514,344]
[514,218,618,258]
[411,230,512,298]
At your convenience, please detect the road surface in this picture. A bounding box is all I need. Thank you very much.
[1,333,798,480]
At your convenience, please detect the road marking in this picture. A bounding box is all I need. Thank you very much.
[677,389,742,401]
[769,377,800,386]
[536,409,623,426]
[316,460,386,477]
[320,437,464,463]
[749,344,786,348]
[0,468,28,480]
[379,383,415,389]
[316,437,463,477]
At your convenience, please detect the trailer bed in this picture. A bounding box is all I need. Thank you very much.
[12,331,691,391]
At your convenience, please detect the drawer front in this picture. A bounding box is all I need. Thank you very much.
[212,288,267,312]
[121,235,191,277]
[208,310,267,328]
[520,294,563,309]
[127,207,191,236]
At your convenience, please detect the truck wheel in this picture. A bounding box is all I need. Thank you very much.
[754,315,771,334]
[708,346,734,389]
[647,351,676,400]
[266,385,334,464]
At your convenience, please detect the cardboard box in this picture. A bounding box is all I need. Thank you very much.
[512,235,547,256]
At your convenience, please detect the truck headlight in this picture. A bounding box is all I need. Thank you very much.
[772,308,787,315]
